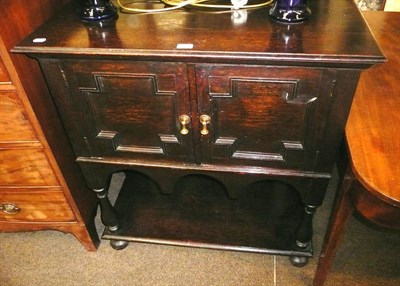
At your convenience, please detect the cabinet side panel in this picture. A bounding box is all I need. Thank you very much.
[316,69,362,174]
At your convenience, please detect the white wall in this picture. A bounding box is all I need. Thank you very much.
[385,0,400,11]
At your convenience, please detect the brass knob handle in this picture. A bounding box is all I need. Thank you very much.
[179,115,190,135]
[0,203,21,215]
[199,114,211,135]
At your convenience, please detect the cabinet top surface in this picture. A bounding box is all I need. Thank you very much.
[13,0,384,66]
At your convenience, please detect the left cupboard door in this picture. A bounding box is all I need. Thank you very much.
[40,59,195,164]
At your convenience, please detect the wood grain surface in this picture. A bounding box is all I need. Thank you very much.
[0,149,59,186]
[0,91,38,143]
[0,190,75,222]
[346,12,400,206]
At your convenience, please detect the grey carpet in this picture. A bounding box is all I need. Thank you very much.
[0,171,399,286]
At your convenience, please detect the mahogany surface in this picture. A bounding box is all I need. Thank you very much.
[346,12,400,208]
[13,0,383,262]
[314,12,400,286]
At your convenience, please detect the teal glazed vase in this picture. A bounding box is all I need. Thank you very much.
[80,0,118,21]
[269,0,311,23]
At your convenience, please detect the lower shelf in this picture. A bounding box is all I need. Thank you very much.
[103,172,312,257]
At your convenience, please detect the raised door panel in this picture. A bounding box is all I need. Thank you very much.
[51,60,194,163]
[196,65,334,170]
[0,91,38,143]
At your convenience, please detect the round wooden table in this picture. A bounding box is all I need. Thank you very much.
[313,11,400,286]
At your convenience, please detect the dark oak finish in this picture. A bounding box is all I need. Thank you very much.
[313,12,400,286]
[0,0,99,251]
[104,172,307,255]
[13,0,383,262]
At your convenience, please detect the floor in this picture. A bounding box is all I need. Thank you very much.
[0,172,399,286]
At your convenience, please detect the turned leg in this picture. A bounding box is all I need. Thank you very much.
[313,166,355,286]
[290,204,317,267]
[93,188,119,231]
[93,187,129,250]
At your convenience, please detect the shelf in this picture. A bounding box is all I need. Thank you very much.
[103,172,312,257]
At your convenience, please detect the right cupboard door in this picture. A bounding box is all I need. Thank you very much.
[195,65,334,170]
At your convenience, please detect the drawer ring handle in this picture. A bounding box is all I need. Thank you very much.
[0,203,21,215]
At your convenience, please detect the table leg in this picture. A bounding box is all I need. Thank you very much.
[313,165,355,286]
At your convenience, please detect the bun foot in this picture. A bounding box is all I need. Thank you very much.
[290,256,309,267]
[110,240,129,250]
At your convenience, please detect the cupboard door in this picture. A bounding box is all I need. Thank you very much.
[47,60,194,163]
[196,65,333,170]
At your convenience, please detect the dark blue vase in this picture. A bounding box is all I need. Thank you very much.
[269,0,311,23]
[80,0,118,21]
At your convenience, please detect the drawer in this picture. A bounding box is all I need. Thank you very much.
[0,190,75,222]
[0,149,59,186]
[0,91,38,142]
[0,57,11,84]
